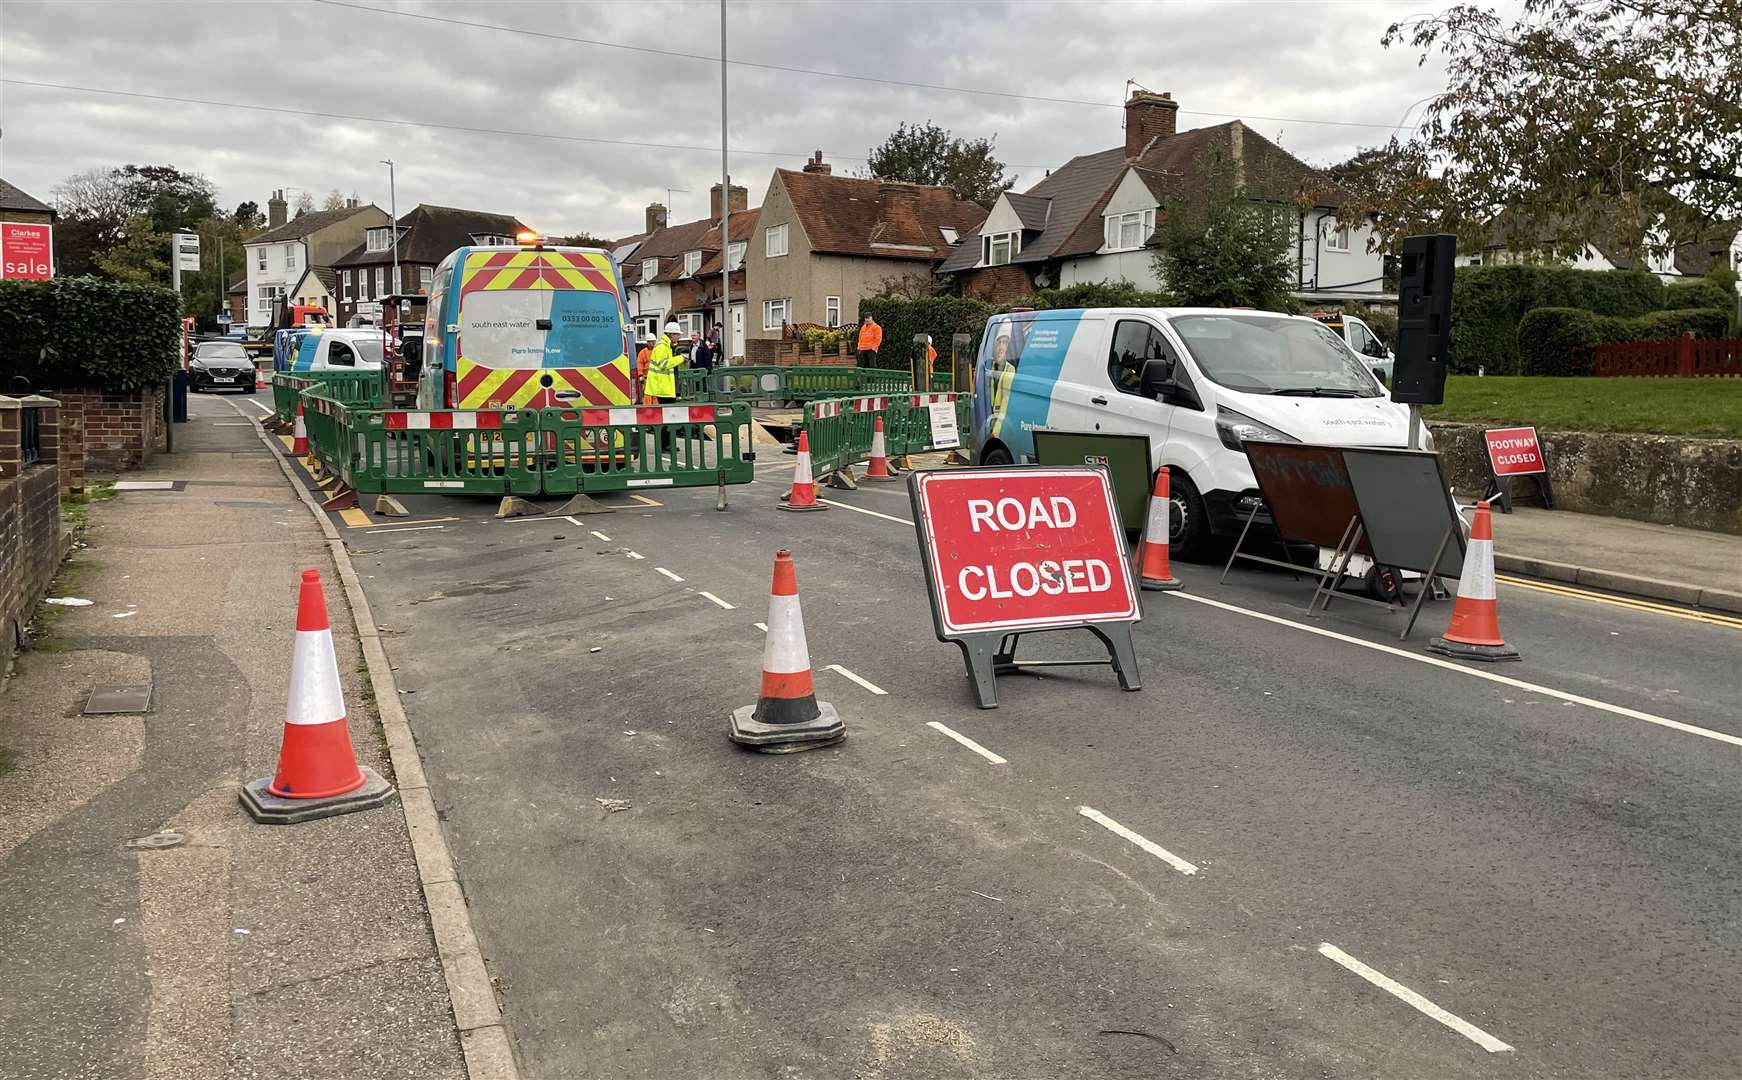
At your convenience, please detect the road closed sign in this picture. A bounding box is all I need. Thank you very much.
[910,466,1139,636]
[1484,426,1545,476]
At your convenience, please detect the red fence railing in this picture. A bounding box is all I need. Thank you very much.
[1593,333,1742,377]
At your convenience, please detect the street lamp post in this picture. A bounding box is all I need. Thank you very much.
[719,0,731,361]
[381,159,399,300]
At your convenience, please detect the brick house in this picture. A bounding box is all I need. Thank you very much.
[938,91,1383,305]
[330,204,529,326]
[242,191,387,326]
[0,178,55,226]
[621,184,753,352]
[747,155,986,343]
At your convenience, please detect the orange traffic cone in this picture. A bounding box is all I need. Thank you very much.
[779,430,826,511]
[291,400,308,456]
[729,550,844,751]
[241,569,395,823]
[862,415,896,481]
[1429,501,1519,662]
[1139,469,1182,591]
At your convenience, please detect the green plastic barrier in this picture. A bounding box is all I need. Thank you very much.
[271,370,387,423]
[674,368,709,400]
[539,402,755,494]
[300,389,540,497]
[707,366,788,402]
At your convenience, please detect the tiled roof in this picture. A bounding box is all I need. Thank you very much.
[0,177,53,215]
[1005,192,1052,231]
[939,146,1125,272]
[622,216,715,286]
[332,204,529,268]
[247,204,381,245]
[778,170,986,261]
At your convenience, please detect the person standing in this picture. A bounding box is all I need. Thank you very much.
[645,321,684,404]
[634,332,654,403]
[856,314,882,368]
[691,329,716,375]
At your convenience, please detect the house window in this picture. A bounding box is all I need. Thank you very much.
[981,231,1019,267]
[1103,210,1155,252]
[342,270,353,299]
[727,241,746,272]
[762,298,790,330]
[1324,221,1350,252]
[940,226,959,245]
[284,243,295,264]
[642,257,659,282]
[366,227,391,253]
[419,266,433,293]
[375,267,386,297]
[683,250,701,277]
[677,312,703,337]
[825,296,841,328]
[636,316,661,340]
[256,247,267,271]
[765,224,788,258]
[474,234,513,247]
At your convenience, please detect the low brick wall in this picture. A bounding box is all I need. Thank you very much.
[1428,421,1742,535]
[0,396,68,668]
[50,385,163,472]
[741,339,855,366]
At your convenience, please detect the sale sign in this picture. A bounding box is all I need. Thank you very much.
[1,222,54,280]
[911,467,1139,636]
[1484,426,1545,476]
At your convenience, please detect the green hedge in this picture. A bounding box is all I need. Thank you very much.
[1451,265,1665,375]
[1518,306,1731,376]
[858,296,999,366]
[1007,282,1173,310]
[1663,278,1734,312]
[0,277,182,393]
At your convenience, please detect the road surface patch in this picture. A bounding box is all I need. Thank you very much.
[1317,943,1513,1053]
[1077,805,1199,876]
[925,721,1007,765]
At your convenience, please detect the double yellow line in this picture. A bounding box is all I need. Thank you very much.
[1495,574,1742,630]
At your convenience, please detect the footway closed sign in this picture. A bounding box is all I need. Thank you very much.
[910,467,1139,635]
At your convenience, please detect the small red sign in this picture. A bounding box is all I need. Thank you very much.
[1484,426,1545,476]
[913,467,1139,636]
[0,222,54,280]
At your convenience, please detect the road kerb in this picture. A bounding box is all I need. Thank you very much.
[234,398,520,1080]
[1494,551,1736,614]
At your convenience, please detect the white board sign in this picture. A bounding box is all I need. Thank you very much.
[927,399,959,450]
[174,232,201,271]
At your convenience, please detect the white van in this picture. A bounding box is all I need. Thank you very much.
[972,307,1422,560]
[285,327,386,373]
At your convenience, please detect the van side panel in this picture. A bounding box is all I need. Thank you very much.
[973,311,1091,462]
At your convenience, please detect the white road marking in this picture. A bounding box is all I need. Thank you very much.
[1077,805,1198,876]
[656,567,684,582]
[826,664,887,695]
[698,591,735,610]
[625,551,645,560]
[926,721,1007,764]
[500,515,552,523]
[588,529,612,541]
[1167,591,1742,749]
[563,516,591,527]
[1317,944,1513,1053]
[817,498,914,525]
[754,622,768,632]
[368,524,448,535]
[242,398,273,414]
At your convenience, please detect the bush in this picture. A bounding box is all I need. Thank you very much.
[1663,278,1733,312]
[1008,282,1172,310]
[0,277,181,393]
[1518,306,1730,376]
[1627,307,1730,341]
[1450,265,1664,375]
[799,325,848,352]
[859,295,999,366]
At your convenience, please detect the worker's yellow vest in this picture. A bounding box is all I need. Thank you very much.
[645,337,682,398]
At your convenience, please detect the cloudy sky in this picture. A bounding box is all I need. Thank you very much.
[1,0,1458,238]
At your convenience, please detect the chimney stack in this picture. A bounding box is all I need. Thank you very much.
[1124,91,1179,159]
[802,151,831,175]
[709,182,749,221]
[645,202,668,234]
[268,189,288,228]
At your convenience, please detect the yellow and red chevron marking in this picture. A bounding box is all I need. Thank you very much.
[456,357,633,409]
[459,249,617,296]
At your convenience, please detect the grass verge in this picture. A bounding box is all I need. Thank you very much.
[1425,376,1742,437]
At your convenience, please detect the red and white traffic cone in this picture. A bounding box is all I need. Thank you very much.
[779,430,827,511]
[241,569,394,823]
[291,400,308,456]
[1138,469,1182,591]
[862,415,897,481]
[729,549,844,752]
[1428,500,1519,662]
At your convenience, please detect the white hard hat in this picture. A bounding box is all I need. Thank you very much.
[664,321,681,335]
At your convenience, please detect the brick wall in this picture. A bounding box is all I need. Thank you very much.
[0,397,68,669]
[958,265,1033,304]
[50,386,163,472]
[740,338,854,366]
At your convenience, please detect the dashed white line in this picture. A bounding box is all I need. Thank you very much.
[367,524,448,535]
[588,529,612,541]
[816,498,914,525]
[926,721,1007,764]
[1076,805,1199,876]
[1317,944,1513,1053]
[242,398,273,414]
[562,516,590,527]
[825,663,887,695]
[698,591,735,610]
[625,550,645,560]
[1166,591,1742,749]
[656,567,684,582]
[753,621,768,632]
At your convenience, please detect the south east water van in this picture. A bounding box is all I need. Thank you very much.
[417,241,635,411]
[972,307,1419,561]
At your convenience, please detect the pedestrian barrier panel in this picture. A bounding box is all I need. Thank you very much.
[537,402,756,495]
[801,395,893,478]
[675,368,710,400]
[271,370,388,423]
[708,366,789,402]
[301,389,541,497]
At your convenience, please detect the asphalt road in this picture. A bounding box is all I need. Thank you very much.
[274,427,1741,1080]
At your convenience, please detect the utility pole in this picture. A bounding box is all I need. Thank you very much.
[381,159,399,300]
[719,0,731,361]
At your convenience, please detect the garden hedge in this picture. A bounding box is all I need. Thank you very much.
[1663,278,1734,312]
[858,295,999,366]
[0,277,181,393]
[1518,306,1731,376]
[1450,265,1664,375]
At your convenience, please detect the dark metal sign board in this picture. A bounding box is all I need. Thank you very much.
[1031,429,1153,533]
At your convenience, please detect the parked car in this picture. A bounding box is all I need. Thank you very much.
[188,341,258,394]
[972,307,1426,561]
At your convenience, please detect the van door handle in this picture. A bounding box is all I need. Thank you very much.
[1091,395,1108,406]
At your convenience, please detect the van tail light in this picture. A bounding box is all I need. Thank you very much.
[444,369,457,408]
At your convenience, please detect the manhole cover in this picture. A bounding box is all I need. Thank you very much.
[85,685,152,714]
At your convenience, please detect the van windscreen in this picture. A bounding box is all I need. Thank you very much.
[1168,314,1380,397]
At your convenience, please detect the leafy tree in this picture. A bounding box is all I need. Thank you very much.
[866,121,1015,208]
[1153,157,1297,311]
[1321,144,1477,254]
[1380,0,1741,259]
[555,232,614,248]
[112,165,217,235]
[234,200,264,232]
[95,215,170,285]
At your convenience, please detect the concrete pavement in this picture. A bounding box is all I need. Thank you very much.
[319,449,1741,1078]
[1492,505,1742,613]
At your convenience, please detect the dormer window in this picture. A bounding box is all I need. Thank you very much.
[365,227,393,253]
[473,234,513,247]
[981,231,1019,267]
[642,257,659,282]
[683,250,702,277]
[940,226,959,245]
[1103,209,1154,252]
[727,241,746,272]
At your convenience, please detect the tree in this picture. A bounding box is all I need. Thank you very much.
[234,200,264,232]
[95,215,170,286]
[1381,0,1741,259]
[554,232,614,248]
[1153,156,1297,311]
[50,164,217,279]
[1321,144,1476,254]
[866,121,1015,208]
[322,188,347,211]
[292,190,315,216]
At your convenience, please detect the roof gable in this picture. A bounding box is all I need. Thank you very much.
[247,204,381,245]
[0,177,53,215]
[775,169,986,261]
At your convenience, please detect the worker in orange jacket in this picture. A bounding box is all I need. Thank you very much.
[634,332,654,402]
[856,315,883,367]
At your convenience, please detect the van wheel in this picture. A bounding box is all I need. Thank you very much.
[980,445,1013,467]
[1167,469,1212,563]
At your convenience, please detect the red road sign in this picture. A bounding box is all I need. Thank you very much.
[0,222,54,280]
[912,467,1139,636]
[1484,426,1545,476]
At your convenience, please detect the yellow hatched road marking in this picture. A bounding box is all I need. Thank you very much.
[1496,574,1742,630]
[629,494,663,507]
[338,507,372,528]
[343,515,461,530]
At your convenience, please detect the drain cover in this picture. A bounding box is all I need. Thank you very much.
[85,685,152,714]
